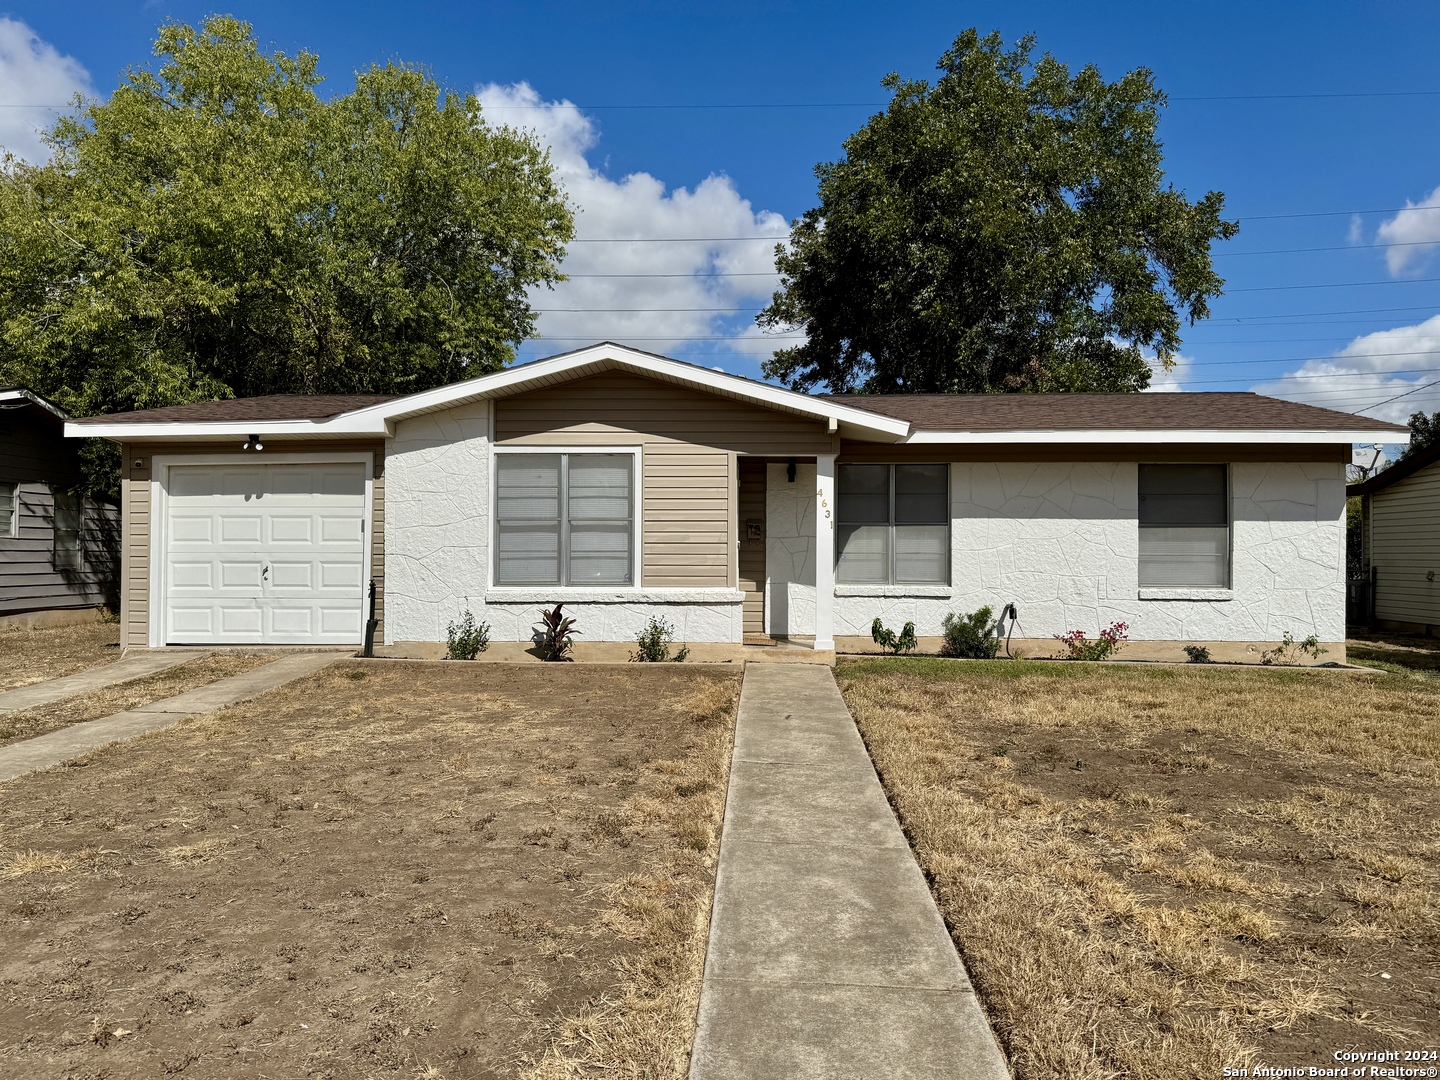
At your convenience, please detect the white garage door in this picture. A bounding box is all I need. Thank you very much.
[162,461,367,645]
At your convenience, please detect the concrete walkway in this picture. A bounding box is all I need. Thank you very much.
[690,664,1009,1080]
[0,653,336,783]
[0,650,203,714]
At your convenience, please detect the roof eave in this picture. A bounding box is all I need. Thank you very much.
[64,416,393,441]
[902,428,1412,445]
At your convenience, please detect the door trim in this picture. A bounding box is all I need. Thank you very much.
[148,452,375,648]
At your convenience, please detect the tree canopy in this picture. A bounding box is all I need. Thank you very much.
[0,17,572,491]
[1402,410,1440,458]
[758,29,1238,395]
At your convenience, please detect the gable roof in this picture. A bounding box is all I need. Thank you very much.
[62,341,1408,446]
[1348,440,1440,496]
[0,387,69,422]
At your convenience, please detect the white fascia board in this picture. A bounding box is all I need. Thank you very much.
[64,415,391,440]
[902,428,1411,445]
[345,343,913,439]
[2,388,68,419]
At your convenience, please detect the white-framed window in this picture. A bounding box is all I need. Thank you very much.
[0,481,16,538]
[493,451,637,587]
[1138,464,1230,588]
[836,463,950,585]
[53,489,83,571]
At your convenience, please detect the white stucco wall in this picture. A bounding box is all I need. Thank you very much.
[834,460,1346,643]
[384,407,743,644]
[766,461,817,637]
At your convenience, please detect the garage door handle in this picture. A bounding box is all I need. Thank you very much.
[262,565,269,580]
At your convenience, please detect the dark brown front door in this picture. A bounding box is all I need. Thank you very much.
[737,458,768,642]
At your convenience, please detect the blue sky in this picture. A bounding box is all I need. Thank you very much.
[4,1,1440,426]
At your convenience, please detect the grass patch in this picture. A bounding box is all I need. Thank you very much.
[0,620,120,692]
[838,658,1439,1079]
[0,661,739,1079]
[1347,631,1440,676]
[0,652,271,747]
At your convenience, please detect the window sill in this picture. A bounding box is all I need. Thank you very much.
[1138,588,1234,601]
[484,588,745,604]
[834,585,952,599]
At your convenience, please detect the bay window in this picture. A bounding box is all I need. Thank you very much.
[1138,464,1230,588]
[836,463,949,585]
[494,452,636,587]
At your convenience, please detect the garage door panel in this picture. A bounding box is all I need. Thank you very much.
[163,461,366,645]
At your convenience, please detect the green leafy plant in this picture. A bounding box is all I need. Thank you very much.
[536,604,580,662]
[1182,644,1212,664]
[1053,622,1129,661]
[630,616,690,663]
[1261,632,1327,666]
[871,617,917,656]
[940,606,1001,659]
[446,608,490,660]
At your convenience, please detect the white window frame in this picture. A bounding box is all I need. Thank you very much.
[835,462,952,587]
[0,480,17,539]
[1137,462,1232,591]
[488,445,643,592]
[147,452,376,649]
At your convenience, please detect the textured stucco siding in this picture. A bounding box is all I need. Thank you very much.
[834,460,1346,643]
[383,401,492,644]
[766,461,817,637]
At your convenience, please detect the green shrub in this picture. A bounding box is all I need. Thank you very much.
[1261,632,1327,666]
[940,607,1001,659]
[446,608,490,660]
[1053,621,1129,661]
[871,617,917,656]
[1183,644,1212,664]
[630,615,690,663]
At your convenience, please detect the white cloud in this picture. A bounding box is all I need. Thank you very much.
[0,18,92,163]
[1251,313,1440,424]
[1376,184,1440,276]
[1144,352,1194,393]
[476,82,793,370]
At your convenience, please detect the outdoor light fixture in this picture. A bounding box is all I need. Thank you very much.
[787,458,797,483]
[242,434,264,451]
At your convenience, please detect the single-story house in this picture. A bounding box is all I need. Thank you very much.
[1348,440,1440,635]
[1,388,120,627]
[66,342,1406,660]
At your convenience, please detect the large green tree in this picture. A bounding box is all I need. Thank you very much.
[759,29,1237,394]
[0,17,572,490]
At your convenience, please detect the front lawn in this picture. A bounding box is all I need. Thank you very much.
[1348,630,1440,676]
[0,660,739,1079]
[0,619,121,692]
[839,658,1439,1079]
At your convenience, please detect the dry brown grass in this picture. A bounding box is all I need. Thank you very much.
[0,619,120,691]
[1348,631,1440,675]
[838,658,1440,1080]
[0,652,271,747]
[0,661,739,1079]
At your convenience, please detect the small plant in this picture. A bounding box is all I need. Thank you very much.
[630,615,690,663]
[446,608,490,660]
[940,606,1001,659]
[871,616,917,656]
[535,604,580,661]
[1053,621,1129,662]
[1261,632,1327,666]
[1183,644,1212,664]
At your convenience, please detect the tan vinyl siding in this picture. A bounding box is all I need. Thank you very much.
[118,440,384,647]
[496,372,834,589]
[1370,459,1440,626]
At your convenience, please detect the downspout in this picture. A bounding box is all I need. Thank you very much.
[362,579,378,658]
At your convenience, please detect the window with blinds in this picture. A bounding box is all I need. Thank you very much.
[53,490,83,571]
[0,481,16,538]
[836,464,949,585]
[495,453,635,587]
[1138,464,1230,588]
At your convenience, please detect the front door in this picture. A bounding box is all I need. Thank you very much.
[737,457,768,643]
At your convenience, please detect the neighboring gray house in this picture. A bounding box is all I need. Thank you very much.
[68,343,1406,662]
[1,388,119,626]
[1349,441,1440,635]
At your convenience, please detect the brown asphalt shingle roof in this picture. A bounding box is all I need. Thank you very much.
[70,394,396,425]
[819,392,1408,433]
